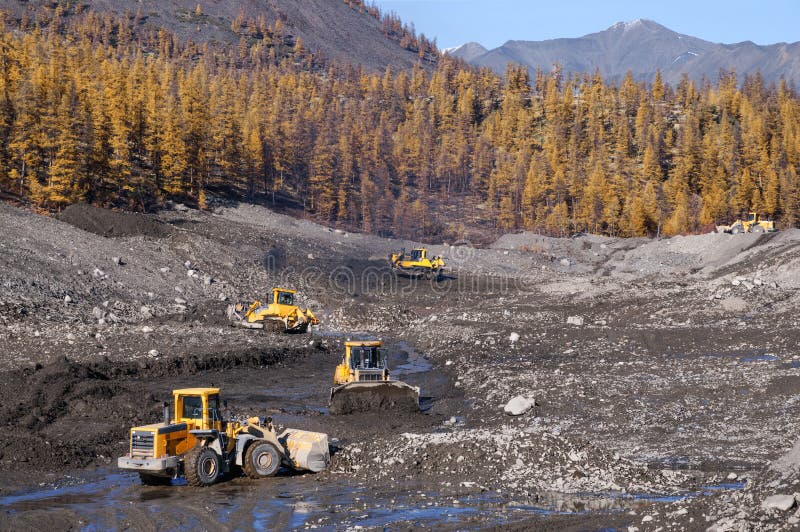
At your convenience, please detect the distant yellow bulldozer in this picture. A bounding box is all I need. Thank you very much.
[717,212,777,234]
[389,248,445,278]
[118,387,330,486]
[329,340,420,415]
[228,288,319,333]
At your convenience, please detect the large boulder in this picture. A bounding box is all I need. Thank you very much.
[503,395,536,416]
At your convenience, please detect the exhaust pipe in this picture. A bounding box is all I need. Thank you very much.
[163,402,170,425]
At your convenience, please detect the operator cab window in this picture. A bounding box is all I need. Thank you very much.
[411,250,422,260]
[182,396,203,419]
[208,394,221,421]
[277,292,294,305]
[351,347,385,369]
[747,214,756,222]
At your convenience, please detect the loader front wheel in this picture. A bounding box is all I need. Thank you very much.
[244,441,282,479]
[185,446,221,487]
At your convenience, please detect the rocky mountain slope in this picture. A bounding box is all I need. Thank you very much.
[0,0,425,70]
[451,19,800,84]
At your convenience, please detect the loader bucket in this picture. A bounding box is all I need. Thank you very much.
[279,429,331,473]
[329,381,420,415]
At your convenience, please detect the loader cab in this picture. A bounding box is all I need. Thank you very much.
[173,388,223,432]
[273,288,296,307]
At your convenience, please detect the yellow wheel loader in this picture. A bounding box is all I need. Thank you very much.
[228,288,319,333]
[329,341,420,415]
[118,387,330,486]
[389,248,445,279]
[717,212,777,234]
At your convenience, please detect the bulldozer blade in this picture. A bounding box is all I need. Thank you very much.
[329,381,420,415]
[279,429,330,473]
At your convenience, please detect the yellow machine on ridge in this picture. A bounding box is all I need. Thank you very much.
[717,212,777,234]
[228,288,319,333]
[118,387,330,486]
[389,248,445,278]
[329,340,420,415]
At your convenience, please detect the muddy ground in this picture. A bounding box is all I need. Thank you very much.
[1,200,800,530]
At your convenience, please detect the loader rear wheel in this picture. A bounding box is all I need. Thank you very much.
[139,473,171,486]
[244,441,281,479]
[184,446,221,487]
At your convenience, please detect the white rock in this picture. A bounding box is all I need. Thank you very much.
[112,256,121,266]
[148,349,160,357]
[175,297,187,305]
[141,326,154,334]
[727,472,738,480]
[641,515,653,522]
[64,295,72,304]
[140,306,152,318]
[560,258,570,267]
[566,316,584,326]
[91,307,105,319]
[308,253,315,260]
[762,494,796,511]
[445,360,453,366]
[203,275,213,285]
[160,267,170,273]
[732,279,741,286]
[66,333,76,341]
[503,395,535,416]
[184,261,192,269]
[742,281,754,291]
[187,269,197,277]
[509,332,520,343]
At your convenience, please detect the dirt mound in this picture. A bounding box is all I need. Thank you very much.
[58,203,173,238]
[0,357,158,472]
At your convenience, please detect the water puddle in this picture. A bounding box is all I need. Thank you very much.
[0,471,747,530]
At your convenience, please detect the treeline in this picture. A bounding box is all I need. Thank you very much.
[0,10,799,239]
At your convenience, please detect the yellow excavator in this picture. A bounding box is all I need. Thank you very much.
[329,340,420,415]
[389,248,445,278]
[717,212,777,234]
[118,387,330,486]
[228,288,319,333]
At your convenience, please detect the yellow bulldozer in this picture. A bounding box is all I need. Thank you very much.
[389,248,445,278]
[329,340,420,415]
[118,387,330,486]
[717,212,777,234]
[228,288,319,333]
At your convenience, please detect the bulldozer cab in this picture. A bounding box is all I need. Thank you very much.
[747,212,757,223]
[349,344,386,370]
[273,288,296,306]
[174,388,223,432]
[410,249,426,261]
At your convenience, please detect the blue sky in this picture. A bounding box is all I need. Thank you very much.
[372,0,799,49]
